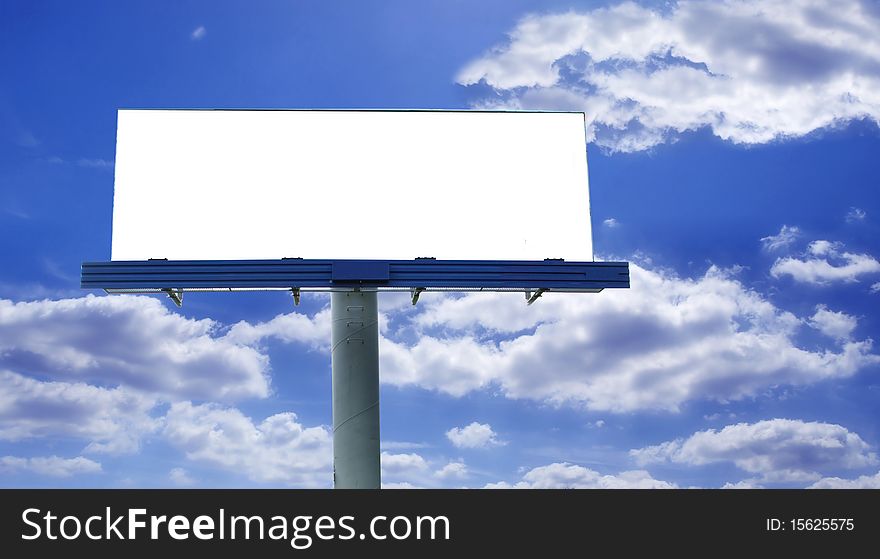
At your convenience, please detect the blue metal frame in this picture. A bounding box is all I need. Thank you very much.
[81,259,629,292]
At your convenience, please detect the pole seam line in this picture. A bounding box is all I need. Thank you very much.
[333,400,380,433]
[330,320,379,353]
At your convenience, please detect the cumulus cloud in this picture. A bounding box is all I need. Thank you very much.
[224,308,330,348]
[435,461,468,480]
[809,470,880,488]
[0,295,270,401]
[0,371,158,454]
[382,481,422,489]
[456,0,880,152]
[872,282,880,293]
[631,419,877,482]
[380,451,435,486]
[380,264,879,412]
[770,241,880,284]
[485,462,676,489]
[382,336,498,397]
[381,452,429,475]
[761,225,800,252]
[163,402,332,487]
[446,422,504,449]
[168,467,195,486]
[721,479,764,489]
[0,455,102,477]
[191,25,206,40]
[808,305,858,342]
[0,295,342,460]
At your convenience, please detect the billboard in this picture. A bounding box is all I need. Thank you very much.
[110,109,592,261]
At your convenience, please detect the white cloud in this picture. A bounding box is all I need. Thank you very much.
[771,241,880,284]
[0,295,270,401]
[0,455,102,477]
[485,462,676,489]
[809,471,880,488]
[382,481,422,489]
[191,26,206,40]
[0,370,158,454]
[721,479,764,489]
[163,402,332,487]
[0,295,342,457]
[435,461,468,480]
[381,451,429,475]
[168,467,195,486]
[224,308,330,349]
[846,207,866,223]
[872,282,880,293]
[808,240,837,256]
[761,225,800,252]
[446,422,504,449]
[456,0,880,152]
[631,419,877,482]
[381,336,498,397]
[380,263,879,412]
[380,451,434,486]
[602,217,620,228]
[809,305,858,341]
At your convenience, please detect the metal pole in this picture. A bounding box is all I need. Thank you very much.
[331,290,381,488]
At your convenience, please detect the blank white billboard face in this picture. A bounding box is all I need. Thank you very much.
[111,110,592,261]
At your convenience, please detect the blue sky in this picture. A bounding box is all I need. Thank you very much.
[2,0,880,489]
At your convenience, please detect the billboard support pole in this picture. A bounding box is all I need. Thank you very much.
[331,290,381,489]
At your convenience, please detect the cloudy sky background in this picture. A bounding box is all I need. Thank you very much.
[1,0,879,489]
